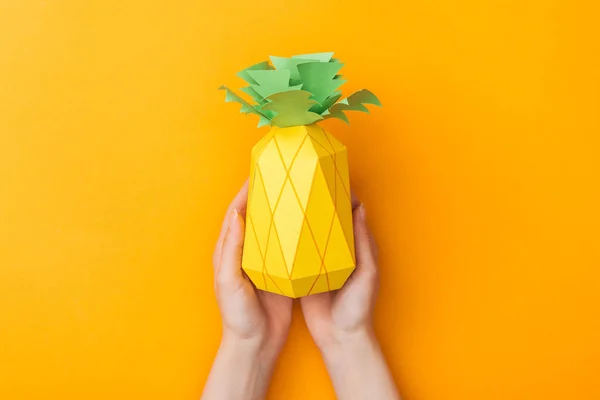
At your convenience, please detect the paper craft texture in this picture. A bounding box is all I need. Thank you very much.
[221,52,381,298]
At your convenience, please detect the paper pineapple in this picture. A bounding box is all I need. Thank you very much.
[220,52,380,298]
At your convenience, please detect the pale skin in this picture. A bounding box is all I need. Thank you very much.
[202,182,400,400]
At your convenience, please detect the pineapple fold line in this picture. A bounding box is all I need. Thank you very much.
[219,52,381,128]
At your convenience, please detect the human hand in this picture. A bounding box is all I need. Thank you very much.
[212,181,293,352]
[300,199,379,352]
[203,182,293,400]
[300,198,400,400]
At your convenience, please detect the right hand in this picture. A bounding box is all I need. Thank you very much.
[300,201,401,400]
[300,201,379,352]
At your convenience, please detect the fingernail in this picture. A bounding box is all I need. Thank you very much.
[359,203,366,220]
[230,209,239,227]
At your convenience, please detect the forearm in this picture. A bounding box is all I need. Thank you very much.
[321,328,401,400]
[202,334,277,400]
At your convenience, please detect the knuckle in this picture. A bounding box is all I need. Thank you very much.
[215,271,229,288]
[214,277,228,292]
[362,265,379,282]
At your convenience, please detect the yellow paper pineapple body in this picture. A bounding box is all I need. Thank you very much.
[243,125,354,297]
[221,52,380,298]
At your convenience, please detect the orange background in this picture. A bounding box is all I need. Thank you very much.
[1,0,599,399]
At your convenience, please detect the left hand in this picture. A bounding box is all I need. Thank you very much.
[203,182,293,400]
[212,181,293,358]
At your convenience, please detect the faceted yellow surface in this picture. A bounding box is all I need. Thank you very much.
[241,125,355,298]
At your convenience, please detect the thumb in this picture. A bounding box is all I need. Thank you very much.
[335,204,378,316]
[216,209,245,288]
[352,204,377,278]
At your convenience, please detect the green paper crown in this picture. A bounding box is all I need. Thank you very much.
[219,52,381,128]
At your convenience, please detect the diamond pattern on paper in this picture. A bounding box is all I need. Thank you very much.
[241,125,355,298]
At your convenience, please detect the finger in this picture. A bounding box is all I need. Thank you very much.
[229,180,249,214]
[352,204,378,278]
[216,209,246,289]
[351,190,361,210]
[213,181,249,269]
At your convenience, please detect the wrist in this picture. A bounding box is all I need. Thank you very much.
[319,326,377,365]
[212,333,281,400]
[205,335,279,400]
[317,326,401,400]
[220,330,281,368]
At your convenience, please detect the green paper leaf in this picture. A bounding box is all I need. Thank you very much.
[257,115,270,128]
[315,92,342,114]
[237,61,273,85]
[321,108,349,123]
[297,62,346,105]
[248,69,302,99]
[270,56,314,81]
[221,53,379,128]
[255,105,276,120]
[241,86,266,104]
[339,89,382,109]
[219,85,269,123]
[323,89,381,123]
[292,52,335,62]
[261,90,323,128]
[219,85,255,113]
